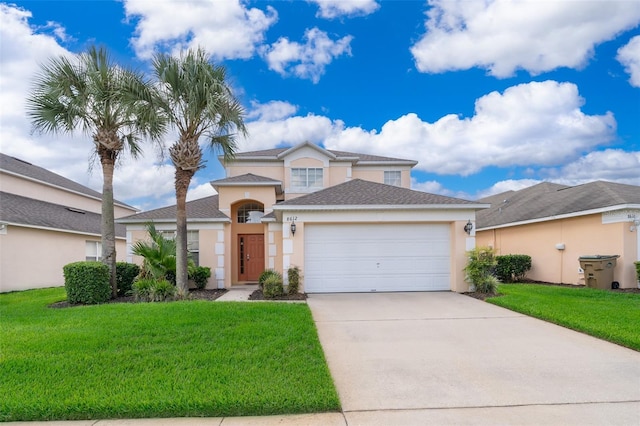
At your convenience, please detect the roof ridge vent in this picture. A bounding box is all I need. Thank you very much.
[11,156,32,165]
[66,207,86,214]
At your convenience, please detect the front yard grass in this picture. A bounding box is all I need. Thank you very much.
[488,284,640,351]
[0,287,340,422]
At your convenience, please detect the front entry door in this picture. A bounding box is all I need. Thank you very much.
[238,234,264,281]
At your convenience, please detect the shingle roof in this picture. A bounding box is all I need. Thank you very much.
[210,173,281,185]
[117,195,228,223]
[0,191,125,237]
[232,145,415,164]
[0,153,134,208]
[276,179,480,206]
[477,181,640,229]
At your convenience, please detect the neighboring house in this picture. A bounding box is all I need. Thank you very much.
[118,142,488,293]
[475,181,640,289]
[0,153,138,292]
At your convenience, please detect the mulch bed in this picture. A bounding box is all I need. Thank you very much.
[248,289,307,301]
[48,289,228,308]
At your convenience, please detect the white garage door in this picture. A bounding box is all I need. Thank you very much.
[304,223,450,293]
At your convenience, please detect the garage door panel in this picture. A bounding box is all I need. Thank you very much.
[304,224,451,293]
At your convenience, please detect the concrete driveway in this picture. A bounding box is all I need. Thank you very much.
[308,292,640,425]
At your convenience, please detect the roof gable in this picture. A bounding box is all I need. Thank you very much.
[477,180,640,229]
[224,142,417,165]
[275,179,480,207]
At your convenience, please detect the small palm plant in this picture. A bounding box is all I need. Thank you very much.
[132,222,177,281]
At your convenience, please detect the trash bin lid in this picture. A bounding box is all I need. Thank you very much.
[578,255,620,260]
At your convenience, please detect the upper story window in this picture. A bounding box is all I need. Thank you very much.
[291,168,323,189]
[237,203,264,223]
[384,171,402,186]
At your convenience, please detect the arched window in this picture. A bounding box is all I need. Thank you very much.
[237,202,264,223]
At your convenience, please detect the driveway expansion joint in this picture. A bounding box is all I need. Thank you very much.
[343,399,640,414]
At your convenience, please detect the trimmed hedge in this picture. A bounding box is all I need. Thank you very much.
[116,262,140,296]
[635,261,640,281]
[63,261,111,304]
[495,254,532,282]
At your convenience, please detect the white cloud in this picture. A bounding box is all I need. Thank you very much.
[186,182,217,201]
[542,149,640,186]
[325,81,616,176]
[262,27,353,83]
[617,35,640,87]
[124,0,277,60]
[475,179,542,199]
[246,100,299,121]
[0,4,181,209]
[239,113,344,152]
[410,178,472,200]
[309,0,379,19]
[411,0,640,77]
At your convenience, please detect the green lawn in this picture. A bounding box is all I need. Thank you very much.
[0,287,340,422]
[488,284,640,351]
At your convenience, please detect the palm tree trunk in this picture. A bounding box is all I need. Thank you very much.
[100,152,118,298]
[175,167,194,291]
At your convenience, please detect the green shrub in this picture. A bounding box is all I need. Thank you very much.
[189,266,211,290]
[464,247,499,294]
[495,254,532,282]
[116,262,140,296]
[149,279,176,302]
[635,262,640,281]
[475,274,500,294]
[263,274,284,299]
[63,261,111,304]
[258,269,281,289]
[132,278,176,302]
[287,266,300,295]
[132,278,154,302]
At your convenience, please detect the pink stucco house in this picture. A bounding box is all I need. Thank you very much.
[476,181,640,289]
[118,142,488,293]
[0,153,137,292]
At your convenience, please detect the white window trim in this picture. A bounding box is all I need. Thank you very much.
[291,167,323,192]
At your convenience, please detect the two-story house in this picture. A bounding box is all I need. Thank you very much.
[118,142,488,293]
[0,153,138,292]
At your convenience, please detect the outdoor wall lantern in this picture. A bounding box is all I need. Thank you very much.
[290,220,297,236]
[463,220,473,235]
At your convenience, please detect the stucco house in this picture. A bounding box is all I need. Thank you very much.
[118,142,488,293]
[475,181,640,289]
[0,153,137,292]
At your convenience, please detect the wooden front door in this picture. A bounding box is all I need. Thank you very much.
[238,234,264,281]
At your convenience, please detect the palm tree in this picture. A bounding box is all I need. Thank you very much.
[26,46,166,298]
[153,47,246,291]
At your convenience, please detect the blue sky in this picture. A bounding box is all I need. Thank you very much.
[1,0,639,211]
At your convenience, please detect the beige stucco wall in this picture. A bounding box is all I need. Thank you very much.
[225,164,284,182]
[476,214,638,288]
[0,225,126,292]
[351,166,412,188]
[0,172,136,217]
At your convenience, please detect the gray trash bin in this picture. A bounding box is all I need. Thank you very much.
[578,255,619,289]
